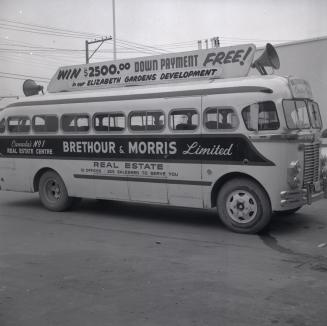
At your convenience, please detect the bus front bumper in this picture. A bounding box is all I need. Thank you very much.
[280,179,327,208]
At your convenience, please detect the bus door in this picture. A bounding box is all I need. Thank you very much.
[166,97,203,208]
[127,99,168,204]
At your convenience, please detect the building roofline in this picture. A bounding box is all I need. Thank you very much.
[258,35,327,50]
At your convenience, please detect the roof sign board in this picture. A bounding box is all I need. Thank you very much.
[47,44,256,93]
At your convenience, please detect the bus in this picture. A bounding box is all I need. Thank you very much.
[0,43,326,233]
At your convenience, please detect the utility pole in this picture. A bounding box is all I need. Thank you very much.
[211,36,220,48]
[85,36,112,64]
[112,0,117,60]
[197,37,220,49]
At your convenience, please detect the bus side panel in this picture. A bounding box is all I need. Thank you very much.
[167,162,203,208]
[96,178,130,201]
[129,179,168,203]
[0,158,33,192]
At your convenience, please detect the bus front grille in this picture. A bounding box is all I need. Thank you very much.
[303,143,320,186]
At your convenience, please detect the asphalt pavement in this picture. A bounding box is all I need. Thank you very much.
[0,191,327,326]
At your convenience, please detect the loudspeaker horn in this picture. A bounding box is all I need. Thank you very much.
[23,79,44,97]
[252,43,280,75]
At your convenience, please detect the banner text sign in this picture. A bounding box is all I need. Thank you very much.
[47,44,256,93]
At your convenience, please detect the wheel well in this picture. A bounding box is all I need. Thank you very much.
[210,172,270,208]
[33,168,57,192]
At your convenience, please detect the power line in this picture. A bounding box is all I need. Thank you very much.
[0,25,95,39]
[114,40,161,55]
[117,38,168,54]
[0,71,50,81]
[0,39,165,56]
[0,43,167,54]
[0,19,168,54]
[0,74,47,82]
[0,20,175,56]
[0,37,61,49]
[0,18,101,38]
[0,53,62,69]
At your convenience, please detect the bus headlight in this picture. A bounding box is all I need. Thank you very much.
[287,160,301,189]
[321,156,327,179]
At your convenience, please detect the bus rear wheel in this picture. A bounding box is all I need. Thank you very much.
[39,171,74,211]
[217,178,272,234]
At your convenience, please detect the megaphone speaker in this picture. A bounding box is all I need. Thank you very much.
[252,43,280,75]
[23,79,44,97]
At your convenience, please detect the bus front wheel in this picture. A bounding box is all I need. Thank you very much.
[217,178,272,234]
[39,171,74,211]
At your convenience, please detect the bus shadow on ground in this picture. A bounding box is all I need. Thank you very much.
[3,195,323,234]
[74,198,223,229]
[268,212,326,235]
[77,199,319,233]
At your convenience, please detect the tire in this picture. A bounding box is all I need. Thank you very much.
[275,207,301,216]
[38,171,74,211]
[217,178,272,234]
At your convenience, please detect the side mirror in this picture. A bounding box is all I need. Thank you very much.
[248,103,259,132]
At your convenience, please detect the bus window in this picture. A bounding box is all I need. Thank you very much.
[61,114,89,132]
[242,101,280,131]
[0,118,5,133]
[283,100,310,129]
[204,107,238,130]
[33,115,58,133]
[8,116,31,133]
[129,111,164,131]
[94,113,125,132]
[169,109,198,131]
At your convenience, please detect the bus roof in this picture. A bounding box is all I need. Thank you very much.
[5,75,291,110]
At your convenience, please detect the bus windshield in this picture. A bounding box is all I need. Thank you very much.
[283,100,322,130]
[307,101,322,129]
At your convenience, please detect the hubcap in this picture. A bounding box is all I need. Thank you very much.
[226,190,258,224]
[45,179,61,201]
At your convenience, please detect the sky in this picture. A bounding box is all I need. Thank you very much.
[0,0,327,105]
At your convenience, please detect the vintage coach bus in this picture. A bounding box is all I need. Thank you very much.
[0,43,326,233]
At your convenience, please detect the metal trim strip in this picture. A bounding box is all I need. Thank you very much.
[73,173,212,186]
[6,86,273,108]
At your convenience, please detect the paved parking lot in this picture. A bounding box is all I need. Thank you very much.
[0,191,327,326]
